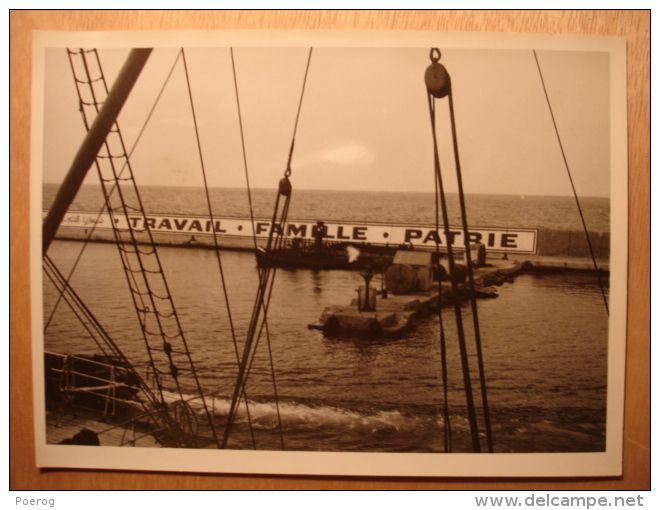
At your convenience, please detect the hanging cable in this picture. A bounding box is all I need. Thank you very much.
[228,47,313,450]
[222,47,313,449]
[425,48,484,453]
[230,48,258,252]
[181,48,259,447]
[227,47,278,448]
[221,176,291,448]
[434,165,452,452]
[444,62,494,453]
[181,48,243,370]
[429,76,453,452]
[533,50,609,316]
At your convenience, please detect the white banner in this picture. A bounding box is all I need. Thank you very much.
[48,211,538,254]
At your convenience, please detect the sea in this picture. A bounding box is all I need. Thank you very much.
[44,184,611,232]
[43,184,610,453]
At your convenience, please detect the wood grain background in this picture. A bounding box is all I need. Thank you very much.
[9,10,650,490]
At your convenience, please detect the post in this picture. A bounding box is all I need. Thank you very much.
[358,267,375,311]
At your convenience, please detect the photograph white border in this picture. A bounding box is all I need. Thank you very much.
[31,29,628,477]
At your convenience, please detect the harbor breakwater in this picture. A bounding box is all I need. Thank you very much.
[49,211,610,262]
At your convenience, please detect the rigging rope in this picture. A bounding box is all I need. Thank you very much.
[46,49,184,332]
[227,49,280,446]
[425,48,492,453]
[230,48,258,252]
[533,50,610,316]
[43,254,164,412]
[444,67,494,453]
[63,47,220,447]
[430,83,453,452]
[180,48,258,447]
[434,168,452,453]
[221,47,314,450]
[220,178,291,449]
[427,91,481,452]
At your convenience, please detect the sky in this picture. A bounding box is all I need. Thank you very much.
[41,43,613,197]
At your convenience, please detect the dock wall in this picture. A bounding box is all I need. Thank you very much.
[534,229,609,259]
[51,224,609,260]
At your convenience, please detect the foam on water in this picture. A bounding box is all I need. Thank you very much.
[167,392,415,433]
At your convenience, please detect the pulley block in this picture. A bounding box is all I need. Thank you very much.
[279,177,292,197]
[425,48,451,98]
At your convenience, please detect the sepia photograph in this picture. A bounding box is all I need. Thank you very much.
[32,29,627,477]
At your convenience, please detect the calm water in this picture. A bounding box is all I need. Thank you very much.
[43,185,610,452]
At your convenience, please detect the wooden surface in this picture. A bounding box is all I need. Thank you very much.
[10,10,650,490]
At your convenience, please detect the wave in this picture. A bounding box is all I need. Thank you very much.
[162,391,439,434]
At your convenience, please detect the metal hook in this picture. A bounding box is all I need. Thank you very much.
[430,48,441,64]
